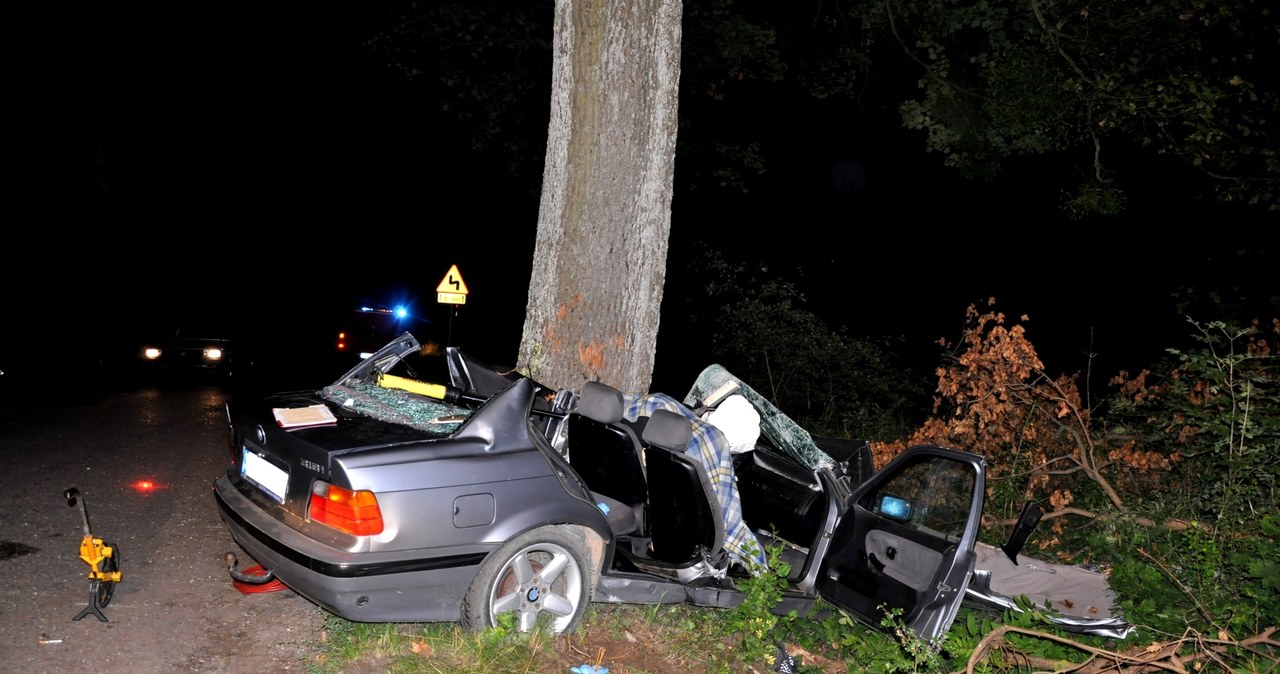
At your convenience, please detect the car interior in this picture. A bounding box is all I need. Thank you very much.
[563,379,861,584]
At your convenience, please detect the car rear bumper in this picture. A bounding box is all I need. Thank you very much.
[213,474,485,623]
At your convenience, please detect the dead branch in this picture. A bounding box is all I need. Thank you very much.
[961,626,1280,674]
[1036,374,1127,512]
[962,625,1187,674]
[985,507,1195,532]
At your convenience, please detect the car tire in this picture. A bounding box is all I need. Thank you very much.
[461,525,590,635]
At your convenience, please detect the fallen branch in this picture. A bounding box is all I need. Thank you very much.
[985,507,1195,532]
[961,625,1280,674]
[1171,625,1279,671]
[963,625,1185,673]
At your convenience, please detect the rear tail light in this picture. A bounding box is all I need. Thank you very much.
[309,482,384,535]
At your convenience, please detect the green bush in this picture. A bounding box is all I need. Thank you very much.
[1106,319,1279,634]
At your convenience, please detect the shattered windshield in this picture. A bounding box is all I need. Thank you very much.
[322,378,470,434]
[322,344,470,433]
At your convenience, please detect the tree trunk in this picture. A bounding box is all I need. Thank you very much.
[516,0,682,395]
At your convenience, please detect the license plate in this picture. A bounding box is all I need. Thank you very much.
[242,448,288,504]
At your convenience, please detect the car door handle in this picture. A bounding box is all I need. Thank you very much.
[869,552,886,575]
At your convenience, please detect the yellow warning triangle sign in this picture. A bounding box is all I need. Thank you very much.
[436,265,469,295]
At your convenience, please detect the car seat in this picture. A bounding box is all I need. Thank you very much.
[641,409,725,569]
[567,382,650,531]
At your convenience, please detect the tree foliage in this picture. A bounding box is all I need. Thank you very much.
[881,300,1155,533]
[1106,318,1280,633]
[691,251,930,442]
[862,0,1280,213]
[364,0,1278,217]
[870,298,1279,658]
[363,0,554,183]
[1109,319,1280,522]
[800,298,1274,669]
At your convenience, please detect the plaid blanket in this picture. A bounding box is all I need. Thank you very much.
[623,393,767,572]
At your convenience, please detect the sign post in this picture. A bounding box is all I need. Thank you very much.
[436,265,469,345]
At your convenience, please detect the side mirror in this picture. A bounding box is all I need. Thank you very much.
[875,493,914,523]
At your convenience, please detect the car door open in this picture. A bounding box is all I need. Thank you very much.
[818,446,985,642]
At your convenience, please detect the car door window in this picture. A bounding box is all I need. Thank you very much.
[819,446,984,641]
[863,455,974,541]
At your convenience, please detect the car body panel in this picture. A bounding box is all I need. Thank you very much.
[215,476,484,622]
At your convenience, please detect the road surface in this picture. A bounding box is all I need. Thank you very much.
[0,380,327,673]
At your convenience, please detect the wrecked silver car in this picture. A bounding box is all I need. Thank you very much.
[214,332,1131,640]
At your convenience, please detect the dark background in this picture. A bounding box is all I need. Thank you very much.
[9,3,1276,398]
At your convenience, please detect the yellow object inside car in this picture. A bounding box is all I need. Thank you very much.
[376,373,447,400]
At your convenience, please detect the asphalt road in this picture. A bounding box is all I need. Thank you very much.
[0,377,327,673]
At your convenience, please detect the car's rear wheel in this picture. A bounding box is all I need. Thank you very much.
[461,525,589,635]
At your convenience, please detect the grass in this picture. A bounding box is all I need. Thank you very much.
[306,603,757,674]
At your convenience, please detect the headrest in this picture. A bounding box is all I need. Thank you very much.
[642,409,693,452]
[576,381,624,424]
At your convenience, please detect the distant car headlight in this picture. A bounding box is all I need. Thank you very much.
[144,347,162,360]
[204,347,224,361]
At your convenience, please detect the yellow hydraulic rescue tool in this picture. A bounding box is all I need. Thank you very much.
[65,487,122,622]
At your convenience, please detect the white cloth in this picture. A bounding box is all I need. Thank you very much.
[705,394,761,454]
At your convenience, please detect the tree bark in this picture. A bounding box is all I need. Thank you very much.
[517,0,682,394]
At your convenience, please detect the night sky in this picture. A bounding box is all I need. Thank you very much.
[10,4,1276,395]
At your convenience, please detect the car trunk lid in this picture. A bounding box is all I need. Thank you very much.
[226,389,464,521]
